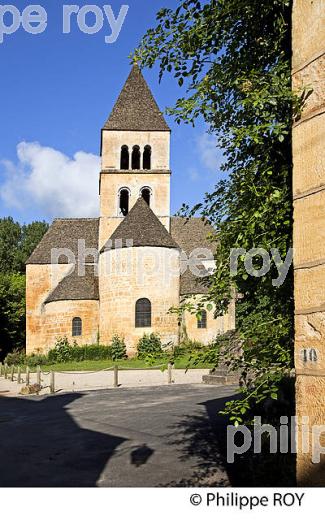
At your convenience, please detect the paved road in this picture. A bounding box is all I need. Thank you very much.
[0,384,238,487]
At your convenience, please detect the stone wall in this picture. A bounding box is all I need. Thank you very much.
[99,128,171,249]
[26,264,99,354]
[101,130,170,171]
[183,295,236,344]
[292,0,325,485]
[26,264,71,354]
[99,171,171,249]
[99,246,180,355]
[41,300,99,353]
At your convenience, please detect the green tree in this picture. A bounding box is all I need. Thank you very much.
[0,218,48,274]
[0,218,48,358]
[0,217,21,273]
[19,221,49,272]
[0,273,26,359]
[134,0,305,422]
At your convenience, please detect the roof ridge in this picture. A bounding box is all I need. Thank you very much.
[53,217,99,221]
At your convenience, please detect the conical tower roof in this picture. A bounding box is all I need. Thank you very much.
[101,197,179,252]
[103,64,170,132]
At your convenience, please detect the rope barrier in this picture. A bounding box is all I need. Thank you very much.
[0,364,170,376]
[0,362,176,394]
[55,366,115,375]
[40,364,168,376]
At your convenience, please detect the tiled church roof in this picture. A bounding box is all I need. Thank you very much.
[26,218,99,265]
[179,268,211,296]
[170,217,216,296]
[45,265,99,304]
[103,64,170,132]
[102,197,179,251]
[170,217,216,254]
[27,211,216,299]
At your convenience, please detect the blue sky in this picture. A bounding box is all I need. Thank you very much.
[0,0,225,223]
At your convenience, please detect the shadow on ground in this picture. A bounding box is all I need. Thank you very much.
[0,386,296,487]
[165,394,296,487]
[0,393,127,487]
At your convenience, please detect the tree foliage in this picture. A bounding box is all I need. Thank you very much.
[134,0,304,422]
[0,272,26,359]
[0,218,48,358]
[0,217,49,274]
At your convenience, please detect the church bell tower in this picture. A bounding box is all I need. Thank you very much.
[99,64,171,249]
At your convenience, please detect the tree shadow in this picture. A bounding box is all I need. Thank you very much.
[163,394,237,487]
[0,393,127,487]
[164,392,296,487]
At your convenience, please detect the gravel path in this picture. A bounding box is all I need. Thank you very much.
[0,368,210,397]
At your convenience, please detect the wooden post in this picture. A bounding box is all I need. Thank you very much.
[4,364,8,380]
[11,365,15,382]
[17,366,21,385]
[26,366,30,386]
[36,366,41,386]
[168,363,173,384]
[114,365,119,388]
[50,371,55,394]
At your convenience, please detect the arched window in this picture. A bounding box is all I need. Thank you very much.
[120,145,129,170]
[132,145,141,170]
[197,310,207,329]
[141,187,151,207]
[119,188,130,216]
[143,145,151,170]
[135,298,151,328]
[72,317,82,337]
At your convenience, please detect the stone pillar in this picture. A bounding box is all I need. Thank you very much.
[292,0,325,485]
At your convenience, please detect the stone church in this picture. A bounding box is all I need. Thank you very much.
[26,64,235,356]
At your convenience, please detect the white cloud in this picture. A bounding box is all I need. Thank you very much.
[186,132,225,183]
[0,142,100,219]
[196,133,224,172]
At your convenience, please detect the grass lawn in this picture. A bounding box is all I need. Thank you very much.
[33,355,213,373]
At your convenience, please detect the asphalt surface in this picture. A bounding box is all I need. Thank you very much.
[0,384,238,487]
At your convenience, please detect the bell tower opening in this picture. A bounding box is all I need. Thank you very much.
[143,145,151,170]
[119,188,130,216]
[132,145,141,170]
[141,187,151,207]
[120,145,129,170]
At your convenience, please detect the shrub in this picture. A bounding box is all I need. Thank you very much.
[25,354,48,367]
[82,344,113,361]
[5,349,47,367]
[180,339,205,352]
[47,337,75,363]
[110,335,127,361]
[47,337,113,363]
[137,333,163,360]
[5,349,26,366]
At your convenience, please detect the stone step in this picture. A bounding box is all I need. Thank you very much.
[202,373,240,386]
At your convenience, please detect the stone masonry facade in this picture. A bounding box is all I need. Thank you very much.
[26,64,235,356]
[293,0,325,485]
